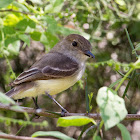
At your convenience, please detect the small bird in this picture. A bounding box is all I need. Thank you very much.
[6,34,94,110]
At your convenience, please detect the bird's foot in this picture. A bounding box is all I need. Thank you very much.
[61,108,69,117]
[32,97,40,118]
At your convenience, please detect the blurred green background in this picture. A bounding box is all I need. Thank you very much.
[0,0,140,139]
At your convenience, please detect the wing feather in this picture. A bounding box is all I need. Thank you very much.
[42,66,78,77]
[11,52,79,86]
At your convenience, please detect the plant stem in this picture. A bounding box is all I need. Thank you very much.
[85,78,90,113]
[125,28,138,58]
[115,68,134,92]
[122,70,136,98]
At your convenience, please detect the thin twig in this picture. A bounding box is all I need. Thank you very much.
[115,68,134,92]
[0,134,57,140]
[125,28,138,58]
[0,103,140,120]
[0,9,34,15]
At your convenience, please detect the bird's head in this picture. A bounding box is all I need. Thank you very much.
[52,34,95,62]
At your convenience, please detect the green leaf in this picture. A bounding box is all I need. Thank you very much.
[117,123,131,140]
[0,92,15,105]
[30,31,41,41]
[115,63,121,71]
[5,36,18,47]
[53,0,64,12]
[28,19,36,29]
[16,19,36,31]
[32,131,75,140]
[40,31,59,48]
[96,87,127,130]
[57,116,96,127]
[29,0,43,5]
[44,31,58,43]
[115,0,126,6]
[16,19,28,31]
[45,0,64,13]
[3,26,15,35]
[115,0,126,10]
[0,0,14,9]
[44,5,52,13]
[40,33,48,45]
[109,78,122,88]
[58,26,90,40]
[57,26,77,35]
[6,40,20,55]
[18,34,30,46]
[4,14,21,26]
[45,16,58,33]
[44,16,90,40]
[132,43,140,54]
[45,16,57,25]
[0,93,28,118]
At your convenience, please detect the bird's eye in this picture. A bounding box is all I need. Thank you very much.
[72,41,77,47]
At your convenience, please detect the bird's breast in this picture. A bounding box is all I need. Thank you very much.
[35,67,85,95]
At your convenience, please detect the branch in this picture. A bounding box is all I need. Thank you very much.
[0,103,140,120]
[0,9,34,15]
[0,134,57,140]
[0,103,60,118]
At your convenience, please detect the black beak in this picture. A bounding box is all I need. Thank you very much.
[85,50,95,58]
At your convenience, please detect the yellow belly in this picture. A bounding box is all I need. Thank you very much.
[13,69,84,99]
[36,77,77,95]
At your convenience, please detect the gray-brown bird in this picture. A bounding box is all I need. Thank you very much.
[6,34,94,104]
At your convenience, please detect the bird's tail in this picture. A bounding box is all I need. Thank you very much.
[5,88,17,98]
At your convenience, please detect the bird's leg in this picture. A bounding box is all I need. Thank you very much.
[32,97,40,118]
[32,97,40,109]
[45,92,69,116]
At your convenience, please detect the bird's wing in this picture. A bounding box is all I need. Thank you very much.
[11,52,79,86]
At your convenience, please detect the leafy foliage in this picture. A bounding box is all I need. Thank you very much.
[0,0,140,139]
[0,91,15,105]
[0,116,48,128]
[0,91,48,129]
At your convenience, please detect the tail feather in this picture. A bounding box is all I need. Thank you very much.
[5,88,17,98]
[5,82,35,99]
